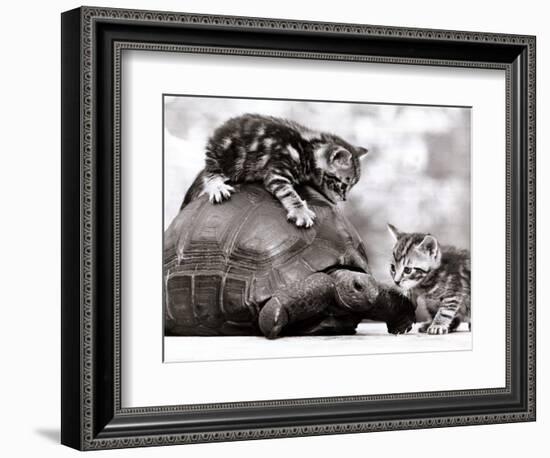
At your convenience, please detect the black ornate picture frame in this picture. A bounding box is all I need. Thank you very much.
[61,6,536,450]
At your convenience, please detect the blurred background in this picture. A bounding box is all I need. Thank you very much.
[164,96,470,284]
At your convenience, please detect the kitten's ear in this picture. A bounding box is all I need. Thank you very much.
[329,148,352,168]
[387,223,400,241]
[356,147,369,158]
[417,235,439,258]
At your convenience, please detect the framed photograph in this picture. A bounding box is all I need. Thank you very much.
[61,6,536,450]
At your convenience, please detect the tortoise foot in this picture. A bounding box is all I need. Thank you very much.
[258,298,289,339]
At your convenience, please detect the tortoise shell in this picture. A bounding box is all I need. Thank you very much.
[164,184,370,335]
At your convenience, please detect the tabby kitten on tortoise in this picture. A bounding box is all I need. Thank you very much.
[387,224,471,335]
[183,114,368,227]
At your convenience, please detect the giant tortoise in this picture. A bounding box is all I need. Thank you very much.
[164,184,415,338]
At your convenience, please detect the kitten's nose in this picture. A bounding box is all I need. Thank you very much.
[393,279,401,286]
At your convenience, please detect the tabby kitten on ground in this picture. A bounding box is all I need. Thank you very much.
[387,224,471,335]
[183,114,368,228]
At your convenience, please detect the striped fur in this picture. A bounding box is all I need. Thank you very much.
[387,224,471,335]
[184,114,368,228]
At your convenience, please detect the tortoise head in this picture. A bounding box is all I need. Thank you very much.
[331,269,379,312]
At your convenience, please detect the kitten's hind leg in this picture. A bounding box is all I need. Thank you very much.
[427,297,462,335]
[449,316,462,332]
[264,171,316,228]
[200,174,235,204]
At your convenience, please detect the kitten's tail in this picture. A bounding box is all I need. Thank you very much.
[180,169,206,209]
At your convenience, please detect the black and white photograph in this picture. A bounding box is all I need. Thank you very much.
[163,95,472,361]
[53,2,539,453]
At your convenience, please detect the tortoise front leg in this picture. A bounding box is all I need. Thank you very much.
[258,273,335,339]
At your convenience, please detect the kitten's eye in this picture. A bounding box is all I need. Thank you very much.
[390,264,395,273]
[403,267,412,274]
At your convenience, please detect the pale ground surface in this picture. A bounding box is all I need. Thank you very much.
[164,322,471,363]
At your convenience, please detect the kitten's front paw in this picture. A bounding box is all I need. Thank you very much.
[286,205,316,228]
[201,176,235,204]
[427,324,449,335]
